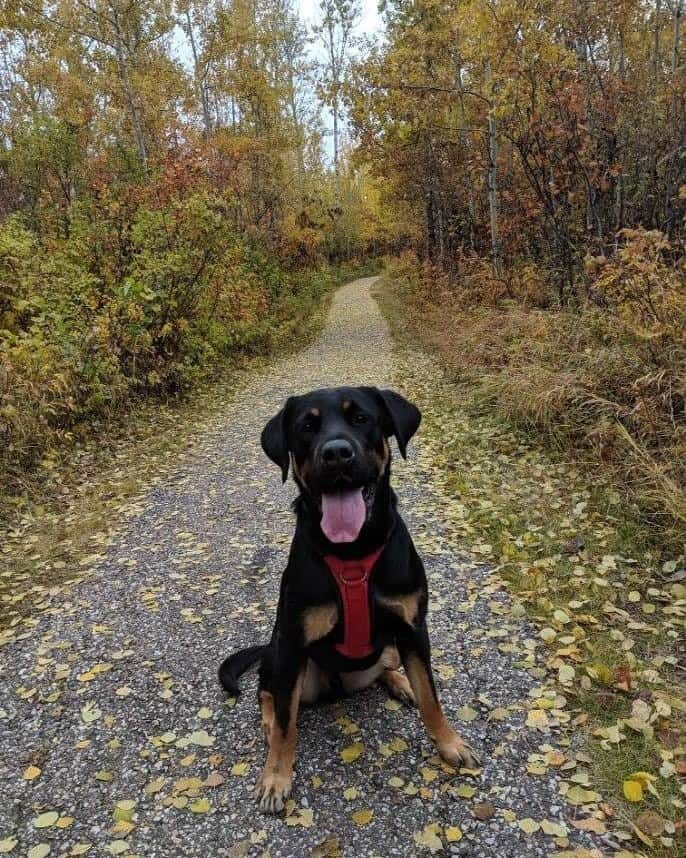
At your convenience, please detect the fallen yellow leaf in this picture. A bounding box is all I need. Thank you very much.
[33,811,59,829]
[351,809,373,826]
[445,825,462,842]
[623,779,643,802]
[413,823,443,853]
[340,742,364,763]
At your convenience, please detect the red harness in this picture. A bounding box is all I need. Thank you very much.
[323,546,385,660]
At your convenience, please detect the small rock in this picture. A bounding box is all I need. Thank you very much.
[562,535,585,554]
[473,800,496,821]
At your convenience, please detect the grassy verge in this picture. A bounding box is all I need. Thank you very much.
[0,262,368,631]
[376,249,686,554]
[374,274,686,855]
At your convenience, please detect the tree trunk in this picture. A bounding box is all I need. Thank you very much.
[485,61,503,276]
[673,0,683,70]
[654,0,662,81]
[332,94,340,202]
[663,0,684,231]
[185,9,212,136]
[615,26,626,235]
[455,56,476,251]
[324,16,341,204]
[649,0,662,226]
[288,70,305,179]
[110,3,148,170]
[425,189,436,260]
[435,184,445,262]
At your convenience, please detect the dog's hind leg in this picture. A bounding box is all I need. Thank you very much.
[301,659,330,704]
[378,645,415,705]
[380,668,416,706]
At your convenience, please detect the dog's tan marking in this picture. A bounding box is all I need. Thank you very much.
[371,436,390,475]
[259,690,275,743]
[292,456,310,486]
[340,645,399,693]
[305,407,320,417]
[257,672,304,813]
[377,590,421,626]
[341,398,352,411]
[380,668,416,705]
[341,656,385,692]
[302,603,338,645]
[301,659,330,704]
[380,644,401,670]
[405,654,480,769]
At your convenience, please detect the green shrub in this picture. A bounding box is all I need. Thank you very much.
[0,194,338,494]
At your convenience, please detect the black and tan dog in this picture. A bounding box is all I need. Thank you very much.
[218,386,480,812]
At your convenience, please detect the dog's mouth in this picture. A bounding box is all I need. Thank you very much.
[319,483,376,544]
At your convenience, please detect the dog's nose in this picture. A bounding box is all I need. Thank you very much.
[321,438,355,466]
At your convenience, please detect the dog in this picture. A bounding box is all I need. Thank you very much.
[218,386,480,812]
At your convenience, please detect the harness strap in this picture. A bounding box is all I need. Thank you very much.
[323,546,385,660]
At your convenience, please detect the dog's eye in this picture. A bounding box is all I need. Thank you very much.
[351,411,368,425]
[301,417,318,433]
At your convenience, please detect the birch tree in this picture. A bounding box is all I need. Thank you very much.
[316,0,358,202]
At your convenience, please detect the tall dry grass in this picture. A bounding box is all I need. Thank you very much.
[387,234,686,550]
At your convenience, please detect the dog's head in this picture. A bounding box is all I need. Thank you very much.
[261,386,421,544]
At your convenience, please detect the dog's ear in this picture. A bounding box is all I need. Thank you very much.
[363,388,421,458]
[261,398,294,482]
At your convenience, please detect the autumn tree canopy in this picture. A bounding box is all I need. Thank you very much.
[0,0,384,487]
[350,0,685,297]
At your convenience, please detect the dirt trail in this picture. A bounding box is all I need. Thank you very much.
[0,278,604,857]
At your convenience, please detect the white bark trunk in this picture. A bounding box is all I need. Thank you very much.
[110,3,148,170]
[185,9,212,135]
[455,57,476,250]
[673,0,683,70]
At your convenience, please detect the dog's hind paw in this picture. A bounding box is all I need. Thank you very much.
[256,769,292,813]
[380,668,416,707]
[438,733,481,769]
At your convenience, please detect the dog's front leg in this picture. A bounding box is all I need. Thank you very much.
[256,640,305,813]
[397,621,481,769]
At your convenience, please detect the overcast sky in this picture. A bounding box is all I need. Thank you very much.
[297,0,384,156]
[173,1,384,156]
[297,0,383,36]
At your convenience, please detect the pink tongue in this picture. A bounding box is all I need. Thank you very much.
[320,490,366,543]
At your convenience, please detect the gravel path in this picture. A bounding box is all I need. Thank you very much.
[0,278,605,857]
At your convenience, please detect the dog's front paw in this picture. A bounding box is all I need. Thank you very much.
[256,768,292,813]
[438,732,481,769]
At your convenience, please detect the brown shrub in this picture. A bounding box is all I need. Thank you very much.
[385,234,686,548]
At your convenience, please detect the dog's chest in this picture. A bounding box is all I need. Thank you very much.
[302,584,422,648]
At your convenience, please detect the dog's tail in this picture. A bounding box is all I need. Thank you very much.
[218,644,266,696]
